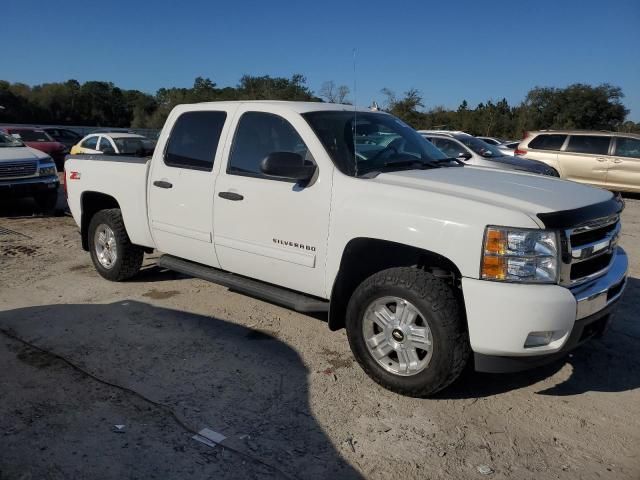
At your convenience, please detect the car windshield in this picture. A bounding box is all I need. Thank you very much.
[10,129,53,142]
[113,137,155,155]
[303,111,450,176]
[457,135,505,158]
[0,131,25,147]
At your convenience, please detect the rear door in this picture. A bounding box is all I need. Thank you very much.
[558,135,611,187]
[607,136,640,193]
[148,107,235,267]
[213,106,333,297]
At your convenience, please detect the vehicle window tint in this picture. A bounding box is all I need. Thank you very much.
[528,134,567,151]
[228,112,311,177]
[165,111,227,171]
[98,137,114,152]
[82,136,98,149]
[566,136,610,155]
[615,137,640,158]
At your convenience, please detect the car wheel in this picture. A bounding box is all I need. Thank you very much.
[346,267,469,397]
[88,209,143,281]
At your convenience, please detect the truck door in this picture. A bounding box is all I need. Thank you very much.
[213,108,333,298]
[148,108,233,267]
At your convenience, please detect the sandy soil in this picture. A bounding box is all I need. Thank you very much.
[0,194,638,480]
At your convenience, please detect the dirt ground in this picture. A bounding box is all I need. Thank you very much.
[0,191,638,480]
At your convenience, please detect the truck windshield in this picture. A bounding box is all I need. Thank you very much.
[0,132,25,147]
[303,111,452,177]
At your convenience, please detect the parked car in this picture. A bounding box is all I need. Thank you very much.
[71,132,155,157]
[418,131,559,176]
[496,140,520,156]
[477,136,505,146]
[516,130,640,193]
[42,127,82,149]
[65,101,627,397]
[0,131,59,212]
[0,127,68,169]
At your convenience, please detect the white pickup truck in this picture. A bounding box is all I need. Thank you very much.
[65,101,628,396]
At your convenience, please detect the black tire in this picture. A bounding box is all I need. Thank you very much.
[34,191,58,215]
[88,209,143,281]
[345,267,469,397]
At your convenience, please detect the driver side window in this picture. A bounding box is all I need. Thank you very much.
[228,112,313,178]
[435,138,465,158]
[98,137,115,153]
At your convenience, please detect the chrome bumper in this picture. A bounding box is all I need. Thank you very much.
[571,247,628,320]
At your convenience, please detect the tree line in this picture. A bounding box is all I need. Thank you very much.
[1,76,638,138]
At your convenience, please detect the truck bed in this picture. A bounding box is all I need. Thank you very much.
[65,154,155,248]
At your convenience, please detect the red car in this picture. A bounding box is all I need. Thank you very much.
[1,127,68,169]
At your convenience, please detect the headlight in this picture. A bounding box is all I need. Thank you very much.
[481,226,559,283]
[39,161,58,177]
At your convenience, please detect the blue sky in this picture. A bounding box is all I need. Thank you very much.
[4,0,639,120]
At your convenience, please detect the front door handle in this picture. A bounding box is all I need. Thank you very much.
[612,158,623,164]
[218,191,244,201]
[153,180,173,189]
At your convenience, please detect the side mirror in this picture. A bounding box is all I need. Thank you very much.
[260,152,316,182]
[457,151,472,160]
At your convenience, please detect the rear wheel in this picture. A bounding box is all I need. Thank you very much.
[345,267,469,397]
[88,209,143,281]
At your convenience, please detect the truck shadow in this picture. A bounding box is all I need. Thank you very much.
[0,301,361,479]
[439,276,640,399]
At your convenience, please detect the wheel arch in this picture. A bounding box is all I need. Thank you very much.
[80,191,120,251]
[328,237,463,331]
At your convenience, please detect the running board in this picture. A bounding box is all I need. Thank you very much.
[157,255,330,313]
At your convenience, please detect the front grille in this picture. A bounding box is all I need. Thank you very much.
[0,161,38,178]
[570,252,613,280]
[562,215,620,286]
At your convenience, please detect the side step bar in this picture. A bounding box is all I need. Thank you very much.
[157,255,330,313]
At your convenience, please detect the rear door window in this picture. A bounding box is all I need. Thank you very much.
[165,111,227,171]
[565,136,611,155]
[528,134,567,151]
[614,137,640,158]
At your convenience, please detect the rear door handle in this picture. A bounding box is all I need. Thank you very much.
[153,180,173,189]
[596,157,607,162]
[218,191,244,201]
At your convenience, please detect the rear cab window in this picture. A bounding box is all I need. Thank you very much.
[565,136,611,155]
[165,111,227,171]
[528,134,567,151]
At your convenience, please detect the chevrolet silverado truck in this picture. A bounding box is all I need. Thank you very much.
[65,101,628,396]
[0,130,59,212]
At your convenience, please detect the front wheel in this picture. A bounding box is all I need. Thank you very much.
[345,267,469,397]
[88,209,143,281]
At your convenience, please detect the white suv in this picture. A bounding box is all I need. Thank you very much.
[516,130,640,193]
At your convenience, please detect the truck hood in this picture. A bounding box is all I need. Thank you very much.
[0,146,49,162]
[374,166,612,218]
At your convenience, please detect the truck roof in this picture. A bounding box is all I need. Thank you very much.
[183,100,377,114]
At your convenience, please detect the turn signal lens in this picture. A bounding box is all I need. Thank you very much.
[484,228,507,255]
[481,256,506,280]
